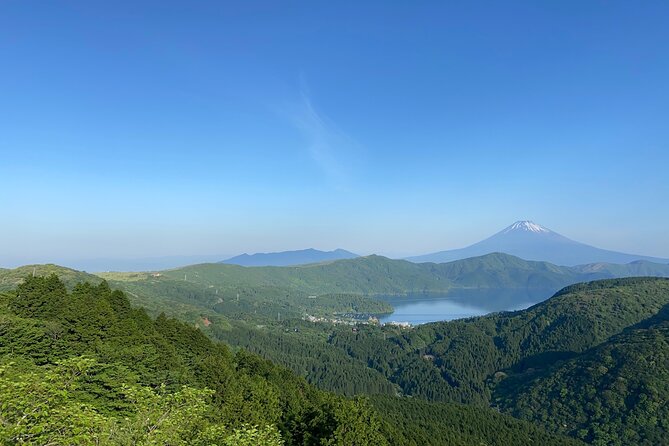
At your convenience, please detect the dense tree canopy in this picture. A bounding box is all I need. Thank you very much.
[0,275,388,445]
[3,272,664,445]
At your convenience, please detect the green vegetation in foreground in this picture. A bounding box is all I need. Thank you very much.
[4,262,669,445]
[0,275,388,445]
[2,264,402,399]
[0,274,581,445]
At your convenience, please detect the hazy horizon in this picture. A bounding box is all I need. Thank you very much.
[2,2,668,266]
[2,219,668,271]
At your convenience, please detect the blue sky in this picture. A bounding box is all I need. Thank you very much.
[1,1,668,266]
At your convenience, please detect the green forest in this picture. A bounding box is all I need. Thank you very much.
[96,252,669,298]
[0,274,582,445]
[2,260,669,444]
[0,275,389,445]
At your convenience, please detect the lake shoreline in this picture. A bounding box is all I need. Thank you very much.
[376,288,554,325]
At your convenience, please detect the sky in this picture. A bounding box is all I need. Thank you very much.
[1,1,668,268]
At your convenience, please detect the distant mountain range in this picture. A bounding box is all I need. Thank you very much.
[8,221,665,272]
[407,220,669,266]
[119,252,669,299]
[9,252,669,305]
[220,248,359,267]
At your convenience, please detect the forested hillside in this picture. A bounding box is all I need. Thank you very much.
[152,255,456,295]
[372,396,582,446]
[3,265,668,445]
[496,301,669,445]
[152,253,669,295]
[0,275,580,445]
[139,253,587,295]
[0,275,387,445]
[320,278,667,405]
[212,319,397,396]
[6,254,667,327]
[0,264,102,290]
[322,278,669,444]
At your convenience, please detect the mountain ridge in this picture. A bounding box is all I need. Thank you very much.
[220,248,359,267]
[7,253,669,299]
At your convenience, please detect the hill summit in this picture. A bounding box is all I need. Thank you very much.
[408,221,669,266]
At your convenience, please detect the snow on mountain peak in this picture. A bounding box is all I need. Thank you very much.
[504,221,550,234]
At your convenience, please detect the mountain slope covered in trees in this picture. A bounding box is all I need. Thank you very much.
[325,277,669,402]
[99,252,669,298]
[3,265,669,445]
[323,277,669,444]
[496,300,669,445]
[0,274,581,445]
[0,275,388,445]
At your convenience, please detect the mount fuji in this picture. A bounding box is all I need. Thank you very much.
[407,221,669,266]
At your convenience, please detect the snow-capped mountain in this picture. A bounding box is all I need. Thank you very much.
[501,221,550,234]
[407,221,669,266]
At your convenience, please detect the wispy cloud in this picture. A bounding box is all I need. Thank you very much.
[285,77,362,190]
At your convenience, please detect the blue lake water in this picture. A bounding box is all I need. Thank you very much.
[378,288,554,325]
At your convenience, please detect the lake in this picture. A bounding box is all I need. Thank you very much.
[378,288,555,325]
